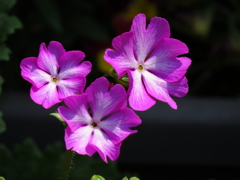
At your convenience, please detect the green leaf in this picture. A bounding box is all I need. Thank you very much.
[0,0,17,12]
[122,177,128,180]
[130,177,140,180]
[0,14,22,43]
[0,176,5,180]
[0,44,11,61]
[90,175,105,180]
[50,112,67,128]
[0,112,6,134]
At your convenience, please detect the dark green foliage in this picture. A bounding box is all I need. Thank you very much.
[0,0,22,61]
[0,0,21,135]
[0,138,123,180]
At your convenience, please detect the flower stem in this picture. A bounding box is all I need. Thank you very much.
[58,149,75,180]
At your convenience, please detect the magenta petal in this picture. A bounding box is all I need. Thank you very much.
[37,41,65,76]
[58,51,86,74]
[100,108,142,144]
[65,125,94,155]
[86,77,127,121]
[57,77,86,99]
[88,129,121,162]
[59,61,92,79]
[104,32,137,78]
[128,70,155,111]
[20,57,51,88]
[168,76,189,97]
[145,38,191,82]
[142,70,177,109]
[130,13,170,63]
[58,95,92,132]
[30,83,60,109]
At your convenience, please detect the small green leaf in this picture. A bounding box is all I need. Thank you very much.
[90,175,105,180]
[0,176,5,180]
[122,177,128,180]
[0,44,11,61]
[50,112,67,127]
[0,112,6,134]
[130,177,140,180]
[109,68,118,78]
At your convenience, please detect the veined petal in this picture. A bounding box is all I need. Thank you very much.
[168,76,189,97]
[104,32,137,78]
[58,96,92,132]
[20,57,51,88]
[99,108,141,144]
[37,41,65,76]
[142,70,177,109]
[65,125,95,156]
[58,50,88,75]
[59,61,92,79]
[130,14,170,64]
[30,83,60,109]
[57,77,86,99]
[128,70,155,111]
[88,129,121,162]
[145,38,191,82]
[86,77,127,121]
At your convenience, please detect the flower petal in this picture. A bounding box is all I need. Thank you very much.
[86,77,127,121]
[104,32,137,78]
[168,76,189,97]
[99,108,142,144]
[145,38,191,82]
[88,129,121,162]
[30,83,60,109]
[59,51,85,70]
[58,94,92,132]
[37,41,65,76]
[128,70,155,111]
[130,14,170,63]
[58,51,91,79]
[57,77,86,99]
[59,61,92,79]
[142,70,177,109]
[65,125,95,156]
[20,57,51,88]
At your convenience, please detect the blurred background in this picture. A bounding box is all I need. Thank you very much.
[1,0,240,179]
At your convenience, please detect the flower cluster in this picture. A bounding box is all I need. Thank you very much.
[20,13,191,162]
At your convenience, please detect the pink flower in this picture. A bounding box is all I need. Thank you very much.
[20,41,91,109]
[58,77,141,162]
[104,14,191,111]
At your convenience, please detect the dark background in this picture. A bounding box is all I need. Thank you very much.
[1,0,240,179]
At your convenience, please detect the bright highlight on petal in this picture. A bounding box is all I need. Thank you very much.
[104,13,191,110]
[20,41,92,109]
[58,77,142,163]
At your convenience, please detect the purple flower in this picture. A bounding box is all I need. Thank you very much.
[20,41,91,109]
[104,14,191,111]
[58,77,141,162]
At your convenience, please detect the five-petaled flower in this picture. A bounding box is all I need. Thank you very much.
[58,77,141,162]
[20,41,91,109]
[104,13,191,111]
